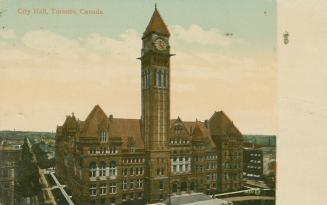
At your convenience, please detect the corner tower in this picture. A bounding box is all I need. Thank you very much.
[140,6,172,203]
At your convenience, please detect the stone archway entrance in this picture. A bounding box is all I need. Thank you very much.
[172,183,178,193]
[190,181,196,192]
[181,182,187,192]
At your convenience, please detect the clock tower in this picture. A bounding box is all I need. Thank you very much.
[140,6,172,203]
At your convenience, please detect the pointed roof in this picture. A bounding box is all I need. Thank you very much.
[80,105,109,138]
[209,111,242,136]
[192,123,205,139]
[143,7,170,38]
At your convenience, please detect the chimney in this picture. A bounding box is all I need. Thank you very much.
[109,114,113,121]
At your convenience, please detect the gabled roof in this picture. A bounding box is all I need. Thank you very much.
[143,7,170,38]
[171,119,216,148]
[192,123,205,139]
[108,118,143,149]
[63,114,77,129]
[209,111,242,136]
[80,105,109,138]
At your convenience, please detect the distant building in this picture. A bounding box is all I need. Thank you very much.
[55,7,243,205]
[243,135,276,147]
[243,148,263,179]
[0,144,22,205]
[258,147,276,188]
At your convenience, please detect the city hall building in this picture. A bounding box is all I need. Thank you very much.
[55,7,243,205]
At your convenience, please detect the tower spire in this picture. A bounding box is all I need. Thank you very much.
[143,5,170,38]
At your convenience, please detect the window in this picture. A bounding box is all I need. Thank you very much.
[173,165,177,173]
[89,162,97,177]
[99,161,107,177]
[163,71,167,87]
[89,184,96,196]
[138,192,143,199]
[109,183,117,194]
[137,179,143,188]
[100,183,107,195]
[123,168,128,176]
[109,161,117,176]
[161,70,164,87]
[159,181,164,190]
[89,147,96,155]
[110,198,116,205]
[140,167,143,175]
[122,194,127,201]
[130,167,134,175]
[123,180,128,190]
[99,147,106,154]
[130,180,134,189]
[130,144,135,153]
[110,145,117,154]
[157,70,162,87]
[100,131,108,142]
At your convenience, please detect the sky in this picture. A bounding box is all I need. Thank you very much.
[0,0,277,134]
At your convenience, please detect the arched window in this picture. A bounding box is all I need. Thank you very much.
[109,161,117,176]
[100,131,108,142]
[99,161,107,177]
[163,71,167,87]
[181,181,187,192]
[130,144,135,153]
[89,162,97,177]
[161,70,165,87]
[166,71,168,87]
[158,70,162,87]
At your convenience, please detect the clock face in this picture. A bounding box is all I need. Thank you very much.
[154,38,167,51]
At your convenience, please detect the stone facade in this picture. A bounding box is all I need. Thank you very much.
[55,7,243,205]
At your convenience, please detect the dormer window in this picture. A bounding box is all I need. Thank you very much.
[130,144,135,153]
[128,136,136,153]
[100,131,108,142]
